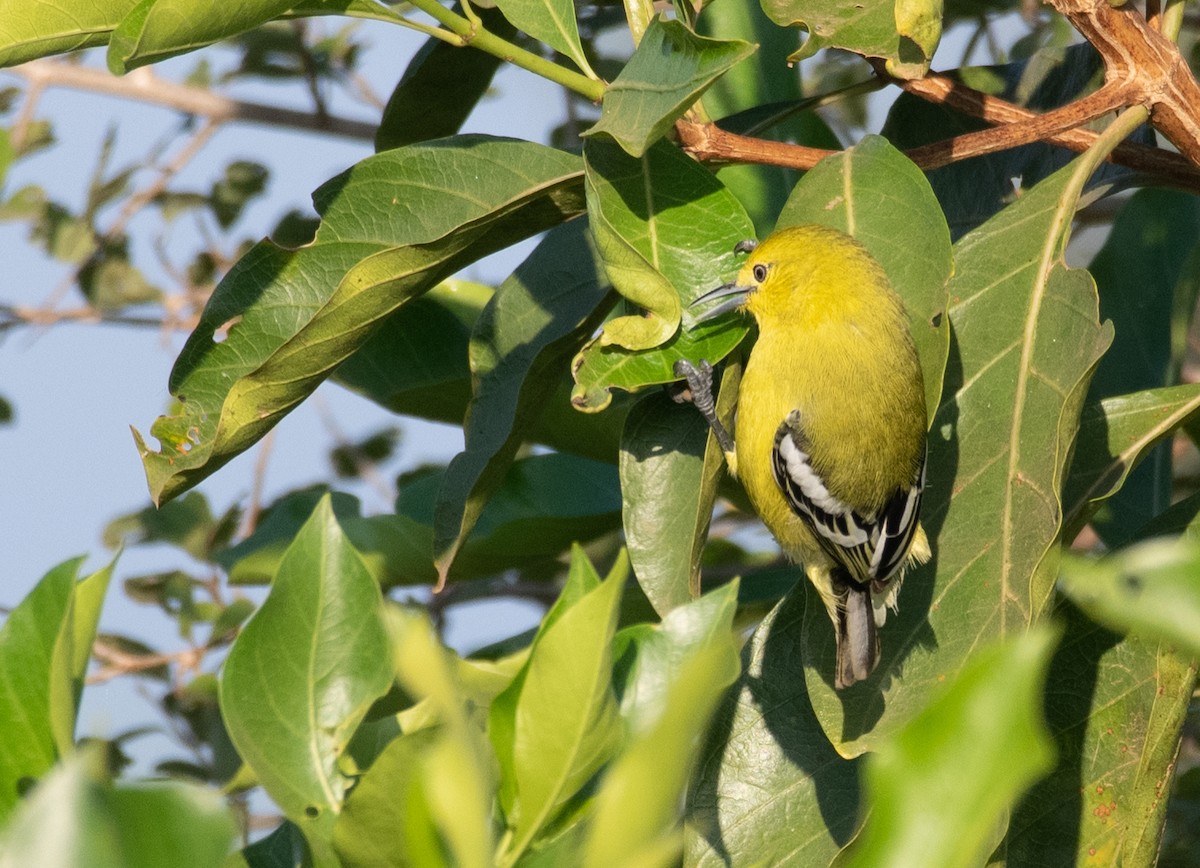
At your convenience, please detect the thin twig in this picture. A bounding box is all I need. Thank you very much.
[89,637,207,685]
[0,304,169,331]
[8,59,378,141]
[241,428,278,539]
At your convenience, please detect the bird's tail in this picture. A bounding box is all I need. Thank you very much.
[832,569,879,690]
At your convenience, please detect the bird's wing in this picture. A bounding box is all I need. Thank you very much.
[771,410,925,587]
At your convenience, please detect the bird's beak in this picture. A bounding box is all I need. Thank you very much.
[690,281,750,323]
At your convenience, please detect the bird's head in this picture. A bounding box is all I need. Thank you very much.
[691,224,887,325]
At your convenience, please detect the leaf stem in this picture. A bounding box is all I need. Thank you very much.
[404,0,607,102]
[1050,105,1151,256]
[622,0,656,47]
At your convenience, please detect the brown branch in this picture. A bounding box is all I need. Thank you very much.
[9,59,378,141]
[1050,0,1200,166]
[903,81,1136,169]
[674,120,836,170]
[887,69,1200,189]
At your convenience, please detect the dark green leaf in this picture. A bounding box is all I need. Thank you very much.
[103,491,229,561]
[572,139,753,407]
[1081,189,1200,545]
[375,5,514,151]
[619,387,730,616]
[400,453,623,585]
[684,583,862,865]
[210,159,269,229]
[135,136,585,505]
[432,220,614,583]
[1063,385,1200,544]
[880,44,1152,238]
[585,17,755,157]
[696,0,834,234]
[332,279,490,426]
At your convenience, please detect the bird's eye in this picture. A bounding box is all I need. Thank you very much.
[752,264,768,282]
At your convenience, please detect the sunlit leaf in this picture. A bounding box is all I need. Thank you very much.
[0,751,235,868]
[220,496,392,862]
[837,628,1057,868]
[0,0,140,66]
[759,0,940,78]
[585,17,755,157]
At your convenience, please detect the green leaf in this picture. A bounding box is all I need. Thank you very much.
[135,136,584,505]
[104,491,232,562]
[0,0,140,66]
[432,220,614,585]
[1082,189,1200,545]
[1005,600,1197,865]
[619,389,729,616]
[0,751,236,868]
[383,610,497,868]
[837,628,1058,868]
[0,560,77,820]
[334,730,446,868]
[375,5,514,151]
[493,0,595,78]
[585,17,755,158]
[239,820,307,868]
[490,546,603,816]
[805,159,1112,756]
[584,636,740,868]
[493,549,627,865]
[572,139,754,406]
[696,0,834,234]
[1058,537,1200,658]
[220,496,392,863]
[759,0,941,78]
[684,584,862,865]
[776,135,952,422]
[332,279,491,427]
[404,453,623,584]
[612,579,740,735]
[108,0,295,74]
[1063,384,1200,544]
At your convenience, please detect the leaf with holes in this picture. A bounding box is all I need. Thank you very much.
[134,136,584,505]
[759,0,940,78]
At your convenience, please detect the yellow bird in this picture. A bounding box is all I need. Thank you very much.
[677,224,930,689]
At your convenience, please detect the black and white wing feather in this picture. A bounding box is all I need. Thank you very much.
[771,410,925,588]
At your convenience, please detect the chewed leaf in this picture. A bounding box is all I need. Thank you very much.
[135,137,584,505]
